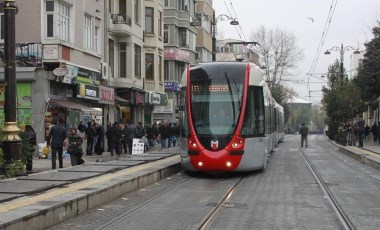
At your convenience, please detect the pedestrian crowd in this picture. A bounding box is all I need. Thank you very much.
[344,115,380,148]
[45,119,180,170]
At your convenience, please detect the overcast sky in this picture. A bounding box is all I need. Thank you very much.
[213,0,380,104]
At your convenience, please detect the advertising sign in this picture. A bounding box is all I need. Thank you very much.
[132,138,145,155]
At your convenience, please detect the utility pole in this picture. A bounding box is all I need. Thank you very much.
[1,0,21,174]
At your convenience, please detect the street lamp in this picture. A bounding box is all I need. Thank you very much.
[324,44,360,81]
[1,0,22,173]
[191,13,239,61]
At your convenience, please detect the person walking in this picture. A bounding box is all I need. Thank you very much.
[105,122,112,152]
[364,124,370,140]
[47,119,67,169]
[299,123,309,147]
[356,115,365,147]
[377,122,380,144]
[85,121,96,155]
[126,121,137,155]
[119,123,128,154]
[159,121,170,150]
[107,122,121,157]
[21,125,37,171]
[94,123,105,155]
[371,122,378,142]
[67,127,84,166]
[77,121,86,133]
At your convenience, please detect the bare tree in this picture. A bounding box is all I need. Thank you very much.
[250,25,304,87]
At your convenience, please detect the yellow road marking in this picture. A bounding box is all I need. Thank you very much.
[0,156,179,213]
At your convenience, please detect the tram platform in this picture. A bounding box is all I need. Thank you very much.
[0,146,181,230]
[329,138,380,170]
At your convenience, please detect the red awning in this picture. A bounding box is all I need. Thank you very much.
[49,99,97,112]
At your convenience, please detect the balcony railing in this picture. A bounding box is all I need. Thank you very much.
[111,14,132,26]
[0,43,42,67]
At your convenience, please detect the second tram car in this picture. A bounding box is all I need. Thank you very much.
[178,62,284,172]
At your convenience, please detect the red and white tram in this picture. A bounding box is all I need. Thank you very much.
[178,62,284,172]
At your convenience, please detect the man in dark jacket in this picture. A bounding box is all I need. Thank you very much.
[47,119,67,169]
[107,122,121,156]
[126,121,137,154]
[85,121,96,155]
[299,123,309,147]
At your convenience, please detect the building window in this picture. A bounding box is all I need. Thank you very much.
[178,27,188,47]
[164,0,169,7]
[145,7,154,34]
[164,24,169,43]
[159,56,163,82]
[94,26,100,53]
[83,15,93,50]
[178,0,189,11]
[145,53,154,81]
[134,0,139,24]
[44,1,71,42]
[158,11,163,38]
[119,43,127,78]
[57,2,70,41]
[109,39,114,78]
[164,61,169,81]
[135,45,141,78]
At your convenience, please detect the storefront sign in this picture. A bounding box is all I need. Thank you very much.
[43,44,59,60]
[152,99,173,113]
[77,84,99,100]
[164,48,190,62]
[136,92,144,104]
[164,81,180,92]
[99,86,115,104]
[149,92,161,105]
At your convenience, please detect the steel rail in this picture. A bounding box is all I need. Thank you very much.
[300,149,356,230]
[197,176,244,230]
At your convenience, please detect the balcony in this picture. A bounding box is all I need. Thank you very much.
[109,13,132,37]
[145,80,164,93]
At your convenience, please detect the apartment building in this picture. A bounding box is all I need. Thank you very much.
[0,0,168,145]
[162,0,198,123]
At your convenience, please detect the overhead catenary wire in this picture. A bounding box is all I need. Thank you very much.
[307,0,338,76]
[306,0,338,103]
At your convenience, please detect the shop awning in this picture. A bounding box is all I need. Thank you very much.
[50,99,98,112]
[115,95,129,104]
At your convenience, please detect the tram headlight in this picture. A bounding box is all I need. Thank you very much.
[198,161,203,167]
[188,136,200,150]
[226,136,245,151]
[226,161,232,167]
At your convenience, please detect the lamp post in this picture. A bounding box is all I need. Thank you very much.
[324,43,360,81]
[191,13,239,61]
[1,0,21,172]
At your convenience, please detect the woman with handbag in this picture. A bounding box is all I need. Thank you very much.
[67,127,84,166]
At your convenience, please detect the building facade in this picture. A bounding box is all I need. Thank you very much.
[0,0,168,146]
[162,0,198,124]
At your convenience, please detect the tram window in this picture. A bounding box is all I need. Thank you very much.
[242,86,265,137]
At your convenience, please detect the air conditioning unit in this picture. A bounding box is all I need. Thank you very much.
[101,62,113,79]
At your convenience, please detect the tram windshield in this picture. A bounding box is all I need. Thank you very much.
[190,67,244,135]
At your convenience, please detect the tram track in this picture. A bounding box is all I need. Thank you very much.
[317,138,380,185]
[299,148,356,230]
[94,175,193,230]
[197,176,244,230]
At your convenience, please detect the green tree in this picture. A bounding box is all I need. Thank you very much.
[354,24,380,103]
[322,60,364,139]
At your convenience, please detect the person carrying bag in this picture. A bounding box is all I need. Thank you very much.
[67,127,84,166]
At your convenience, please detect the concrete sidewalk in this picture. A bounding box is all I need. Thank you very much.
[0,145,181,229]
[331,137,380,170]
